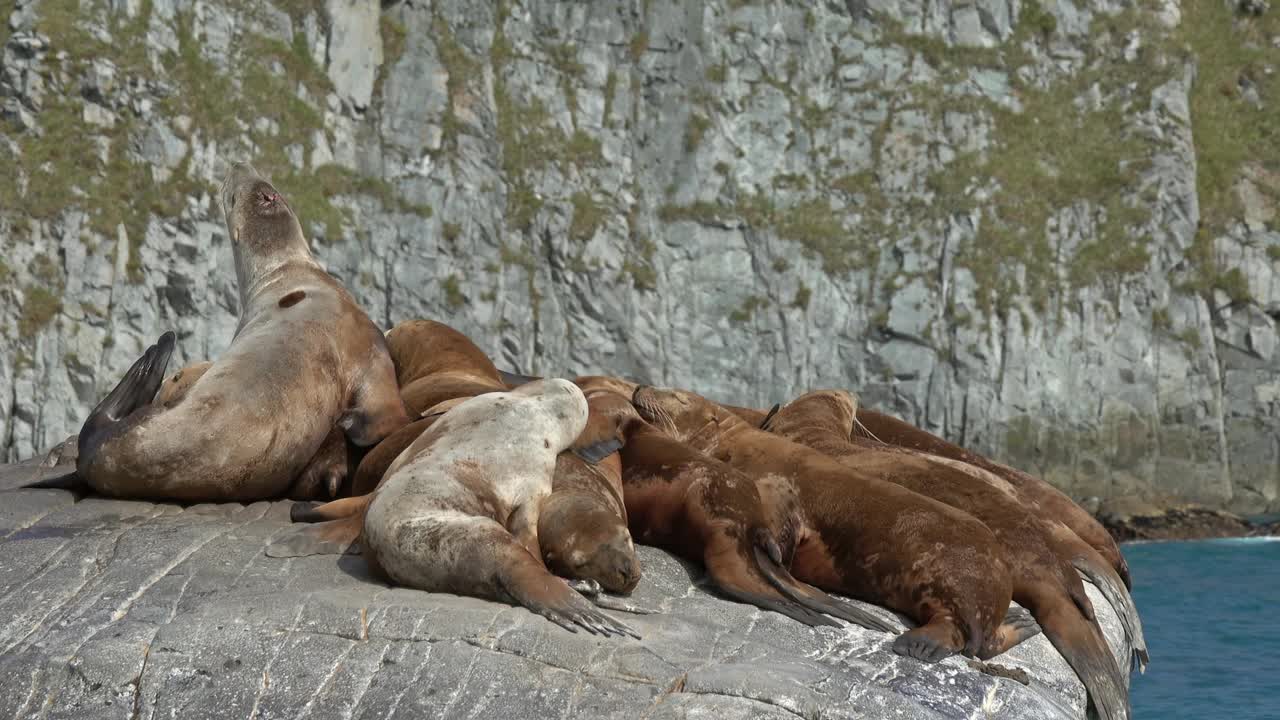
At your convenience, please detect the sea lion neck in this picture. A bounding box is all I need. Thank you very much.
[234,238,318,307]
[238,256,324,310]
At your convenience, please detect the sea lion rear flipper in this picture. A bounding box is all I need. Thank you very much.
[266,516,363,558]
[749,537,898,633]
[1074,557,1149,673]
[20,470,88,492]
[1031,600,1131,720]
[290,495,372,524]
[78,331,177,462]
[759,404,782,430]
[498,369,542,388]
[572,438,623,464]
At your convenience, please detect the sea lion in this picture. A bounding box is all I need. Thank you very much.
[63,163,410,501]
[295,391,645,599]
[851,407,1147,674]
[153,360,353,500]
[385,319,507,416]
[537,391,641,594]
[596,391,898,631]
[152,361,212,407]
[362,379,635,636]
[852,408,1132,591]
[766,391,1131,720]
[631,386,1022,663]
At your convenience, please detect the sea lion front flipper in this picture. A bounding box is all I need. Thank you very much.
[1025,596,1131,720]
[749,531,899,633]
[506,501,545,569]
[984,607,1043,655]
[572,438,623,465]
[341,350,411,447]
[567,579,657,615]
[891,618,967,663]
[265,516,363,558]
[494,539,639,638]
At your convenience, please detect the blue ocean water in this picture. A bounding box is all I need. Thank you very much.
[1125,538,1280,719]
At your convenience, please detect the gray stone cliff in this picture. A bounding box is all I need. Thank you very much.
[1,0,1278,512]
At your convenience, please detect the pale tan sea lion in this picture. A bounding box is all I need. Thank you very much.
[64,163,409,501]
[362,379,635,636]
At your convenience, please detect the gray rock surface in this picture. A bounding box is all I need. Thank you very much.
[0,457,1131,719]
[1,0,1278,514]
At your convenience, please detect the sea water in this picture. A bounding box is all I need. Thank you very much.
[1125,537,1280,719]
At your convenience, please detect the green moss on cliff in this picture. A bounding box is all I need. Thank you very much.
[569,192,606,242]
[1181,2,1280,237]
[18,286,63,338]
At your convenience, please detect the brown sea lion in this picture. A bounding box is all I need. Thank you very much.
[631,386,1022,663]
[60,163,409,502]
[385,319,507,416]
[853,408,1132,591]
[766,391,1130,720]
[851,407,1147,674]
[557,390,893,630]
[538,391,641,594]
[360,379,635,636]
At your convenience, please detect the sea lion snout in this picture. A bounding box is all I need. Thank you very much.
[219,162,263,210]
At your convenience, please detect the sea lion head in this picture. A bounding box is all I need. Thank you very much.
[764,390,859,436]
[539,491,641,593]
[511,378,590,450]
[152,361,213,408]
[630,386,727,446]
[218,162,309,259]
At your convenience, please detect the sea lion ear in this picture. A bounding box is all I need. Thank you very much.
[759,403,782,431]
[572,437,624,464]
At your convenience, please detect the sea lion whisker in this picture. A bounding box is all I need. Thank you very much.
[853,416,883,444]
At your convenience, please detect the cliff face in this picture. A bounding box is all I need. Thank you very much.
[1,0,1277,511]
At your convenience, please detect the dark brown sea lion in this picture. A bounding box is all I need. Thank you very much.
[631,386,1022,663]
[538,391,641,594]
[572,390,894,631]
[62,163,409,502]
[766,391,1130,720]
[853,408,1132,591]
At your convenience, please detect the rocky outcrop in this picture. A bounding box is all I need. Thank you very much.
[1096,495,1280,541]
[0,456,1132,719]
[1,0,1278,513]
